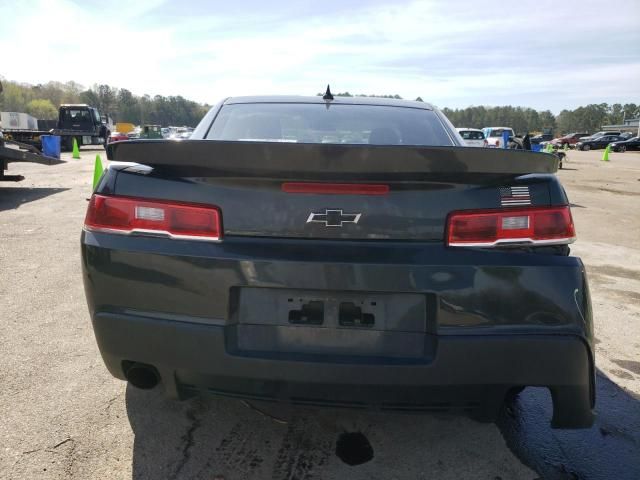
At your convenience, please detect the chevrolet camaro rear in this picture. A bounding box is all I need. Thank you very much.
[81,96,594,428]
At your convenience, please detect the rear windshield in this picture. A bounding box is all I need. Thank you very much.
[458,130,485,140]
[62,109,92,123]
[206,103,454,146]
[488,128,514,137]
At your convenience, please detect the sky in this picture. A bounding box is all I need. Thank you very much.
[1,0,639,113]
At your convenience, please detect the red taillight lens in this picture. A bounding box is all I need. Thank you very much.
[446,206,575,247]
[84,194,222,241]
[495,140,500,147]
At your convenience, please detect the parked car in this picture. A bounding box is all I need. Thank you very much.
[551,133,590,147]
[169,127,193,140]
[579,131,620,141]
[127,127,141,139]
[106,132,129,145]
[456,128,487,147]
[85,95,595,429]
[530,133,553,144]
[481,127,515,148]
[576,135,623,151]
[610,136,640,152]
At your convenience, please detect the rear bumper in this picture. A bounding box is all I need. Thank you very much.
[82,231,595,427]
[94,311,594,427]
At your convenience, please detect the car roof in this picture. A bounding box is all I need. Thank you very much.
[223,95,434,110]
[456,127,483,132]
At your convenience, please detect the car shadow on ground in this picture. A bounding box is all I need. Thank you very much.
[126,369,640,480]
[0,187,68,211]
[497,370,640,480]
[126,387,532,480]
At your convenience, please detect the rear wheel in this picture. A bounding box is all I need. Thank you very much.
[619,145,626,153]
[583,144,591,151]
[505,386,526,402]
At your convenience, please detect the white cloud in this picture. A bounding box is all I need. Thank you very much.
[1,0,639,112]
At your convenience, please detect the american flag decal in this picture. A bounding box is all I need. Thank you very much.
[500,186,531,206]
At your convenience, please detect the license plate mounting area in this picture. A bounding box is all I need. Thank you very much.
[232,288,430,359]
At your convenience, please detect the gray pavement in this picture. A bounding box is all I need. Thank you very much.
[0,148,638,479]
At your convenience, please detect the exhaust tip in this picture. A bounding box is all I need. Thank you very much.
[124,362,160,390]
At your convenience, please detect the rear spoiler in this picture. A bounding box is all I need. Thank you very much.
[107,140,558,179]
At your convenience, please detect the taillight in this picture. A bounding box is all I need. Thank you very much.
[495,140,500,147]
[84,194,222,241]
[446,206,575,247]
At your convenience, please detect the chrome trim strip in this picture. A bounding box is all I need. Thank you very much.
[448,236,576,248]
[83,226,221,242]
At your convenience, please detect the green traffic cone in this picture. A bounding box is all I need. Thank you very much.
[93,154,104,189]
[563,143,568,151]
[72,138,81,159]
[602,144,610,162]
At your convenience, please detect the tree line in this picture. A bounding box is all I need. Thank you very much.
[442,103,639,134]
[321,92,639,134]
[0,79,209,127]
[2,78,638,134]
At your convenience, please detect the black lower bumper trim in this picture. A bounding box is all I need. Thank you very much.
[93,311,595,428]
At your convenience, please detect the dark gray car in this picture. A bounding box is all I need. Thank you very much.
[82,95,594,428]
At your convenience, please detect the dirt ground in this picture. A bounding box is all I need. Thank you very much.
[0,148,638,480]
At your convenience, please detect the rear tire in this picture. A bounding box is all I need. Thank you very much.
[583,144,591,151]
[620,146,626,153]
[505,386,525,402]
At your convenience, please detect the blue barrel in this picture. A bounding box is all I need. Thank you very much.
[41,135,61,159]
[502,130,510,149]
[531,144,542,152]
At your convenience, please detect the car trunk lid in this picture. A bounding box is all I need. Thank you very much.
[108,140,559,241]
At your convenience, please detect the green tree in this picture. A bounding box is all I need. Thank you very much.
[25,99,57,119]
[116,88,139,123]
[0,82,30,111]
[538,110,556,131]
[80,88,100,108]
[62,81,83,104]
[97,84,116,114]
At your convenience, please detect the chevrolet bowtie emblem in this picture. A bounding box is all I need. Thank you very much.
[306,209,361,227]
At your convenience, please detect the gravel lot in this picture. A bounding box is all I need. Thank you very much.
[1,148,639,479]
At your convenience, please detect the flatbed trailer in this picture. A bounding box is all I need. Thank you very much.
[0,135,62,182]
